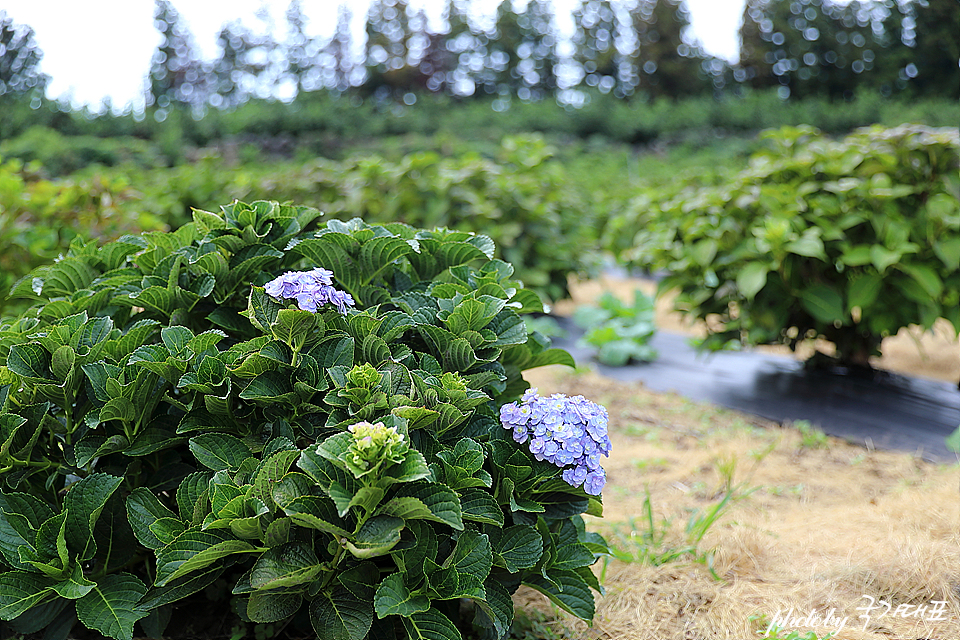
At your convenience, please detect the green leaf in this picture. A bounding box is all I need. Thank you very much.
[474,579,513,638]
[689,239,717,266]
[51,563,96,599]
[901,264,943,299]
[799,284,846,324]
[4,596,71,636]
[155,529,256,586]
[176,472,212,524]
[75,574,147,640]
[785,233,825,259]
[847,273,883,312]
[239,371,299,406]
[74,434,129,467]
[7,342,52,381]
[394,484,463,530]
[247,590,302,624]
[374,573,431,619]
[125,489,180,551]
[444,530,492,581]
[93,493,137,575]
[34,511,69,568]
[933,238,960,271]
[272,308,321,352]
[869,245,900,273]
[523,569,595,621]
[493,525,543,572]
[309,587,374,640]
[63,474,124,562]
[377,497,435,522]
[253,449,301,511]
[148,518,184,546]
[136,566,224,611]
[736,263,768,301]
[337,562,379,601]
[391,521,436,586]
[309,335,356,369]
[0,571,55,620]
[401,608,462,640]
[282,496,352,537]
[160,326,194,356]
[840,245,873,266]
[249,542,322,590]
[345,515,404,559]
[458,488,504,526]
[0,493,53,569]
[189,434,252,472]
[382,450,432,484]
[247,286,283,332]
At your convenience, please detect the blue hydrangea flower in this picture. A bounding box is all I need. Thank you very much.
[500,388,610,496]
[264,269,355,315]
[583,468,606,496]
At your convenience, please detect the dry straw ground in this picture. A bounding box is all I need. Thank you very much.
[516,276,960,640]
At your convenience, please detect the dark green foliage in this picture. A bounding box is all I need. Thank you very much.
[0,126,165,176]
[615,124,959,367]
[3,87,959,160]
[0,200,606,640]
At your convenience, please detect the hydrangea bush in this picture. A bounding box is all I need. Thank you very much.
[0,201,610,640]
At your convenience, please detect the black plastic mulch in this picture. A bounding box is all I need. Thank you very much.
[550,318,960,463]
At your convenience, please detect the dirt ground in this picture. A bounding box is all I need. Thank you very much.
[553,274,960,384]
[516,368,960,640]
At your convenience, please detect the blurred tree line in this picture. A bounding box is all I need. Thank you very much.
[138,0,957,112]
[0,0,956,128]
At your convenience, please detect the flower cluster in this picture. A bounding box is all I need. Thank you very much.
[500,389,611,495]
[345,421,408,478]
[264,268,355,314]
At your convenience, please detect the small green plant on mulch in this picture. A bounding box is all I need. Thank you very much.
[573,290,658,366]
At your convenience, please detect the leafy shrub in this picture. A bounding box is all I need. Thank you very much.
[0,126,164,176]
[0,158,164,313]
[320,135,598,303]
[616,124,960,367]
[0,200,610,640]
[133,136,598,302]
[573,290,658,366]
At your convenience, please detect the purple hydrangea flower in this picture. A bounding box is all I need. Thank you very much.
[562,465,588,487]
[583,468,606,495]
[263,269,355,315]
[500,389,610,495]
[513,424,528,444]
[529,437,545,456]
[306,267,334,286]
[327,289,355,315]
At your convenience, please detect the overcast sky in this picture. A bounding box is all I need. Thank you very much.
[4,0,748,109]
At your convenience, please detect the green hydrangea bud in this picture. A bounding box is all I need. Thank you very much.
[346,363,382,389]
[439,372,467,392]
[345,421,408,478]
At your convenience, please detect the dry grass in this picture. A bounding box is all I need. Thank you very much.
[553,274,960,384]
[514,368,960,640]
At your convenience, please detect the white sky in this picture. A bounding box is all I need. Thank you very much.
[3,0,748,109]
